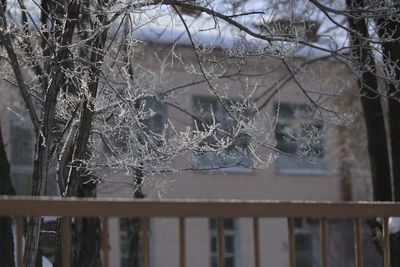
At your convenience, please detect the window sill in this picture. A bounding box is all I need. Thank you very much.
[275,168,329,176]
[194,166,254,174]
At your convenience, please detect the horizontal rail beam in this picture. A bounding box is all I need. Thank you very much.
[1,196,400,218]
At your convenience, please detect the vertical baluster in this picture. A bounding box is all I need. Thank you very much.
[179,218,186,267]
[383,217,391,267]
[142,218,150,267]
[353,218,362,267]
[101,217,110,267]
[16,217,24,267]
[217,218,225,267]
[61,217,71,267]
[320,219,328,267]
[287,218,296,267]
[253,217,260,267]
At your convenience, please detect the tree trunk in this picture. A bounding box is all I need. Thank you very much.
[347,1,399,266]
[57,5,109,266]
[346,0,392,202]
[0,121,16,267]
[376,8,400,267]
[376,12,400,201]
[125,170,145,267]
[337,125,353,201]
[72,175,102,267]
[123,218,142,267]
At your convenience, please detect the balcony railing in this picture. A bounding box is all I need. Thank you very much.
[0,196,399,267]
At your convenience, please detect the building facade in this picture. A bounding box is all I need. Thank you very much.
[0,42,378,266]
[92,44,377,267]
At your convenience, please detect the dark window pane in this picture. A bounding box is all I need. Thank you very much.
[276,133,297,154]
[119,218,141,267]
[210,218,216,230]
[211,256,235,267]
[144,114,164,134]
[225,256,235,267]
[295,228,314,267]
[295,234,312,251]
[225,236,234,253]
[10,171,31,195]
[193,97,252,169]
[211,237,217,252]
[294,218,304,228]
[11,124,33,165]
[210,218,235,230]
[274,102,325,172]
[139,97,166,135]
[211,256,217,267]
[296,255,313,267]
[275,102,312,120]
[224,219,235,230]
[193,97,218,119]
[275,102,292,118]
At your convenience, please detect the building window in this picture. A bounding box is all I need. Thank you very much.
[10,115,34,195]
[192,96,252,171]
[112,96,166,152]
[274,102,326,174]
[253,19,320,42]
[294,218,318,267]
[210,218,236,267]
[138,96,166,136]
[119,218,142,267]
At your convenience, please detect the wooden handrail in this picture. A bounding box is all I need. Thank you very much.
[1,196,400,218]
[3,196,397,267]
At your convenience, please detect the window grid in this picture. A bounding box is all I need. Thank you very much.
[193,96,252,171]
[274,102,326,174]
[210,218,236,267]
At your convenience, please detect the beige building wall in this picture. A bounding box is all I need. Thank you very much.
[99,171,342,266]
[0,43,374,267]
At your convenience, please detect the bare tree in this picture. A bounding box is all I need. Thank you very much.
[3,0,400,266]
[0,0,279,266]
